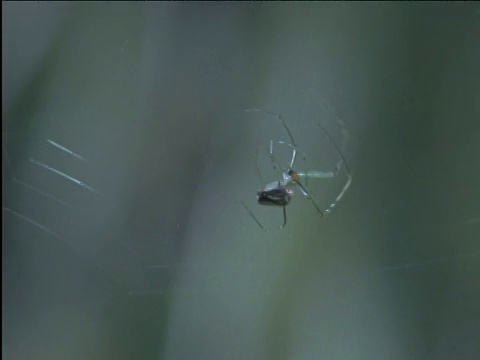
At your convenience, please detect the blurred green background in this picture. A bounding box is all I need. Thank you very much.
[3,2,479,359]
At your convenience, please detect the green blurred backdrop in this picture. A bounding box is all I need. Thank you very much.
[3,2,479,359]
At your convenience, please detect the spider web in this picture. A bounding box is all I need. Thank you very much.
[1,129,150,291]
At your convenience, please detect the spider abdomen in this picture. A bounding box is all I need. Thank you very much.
[257,181,292,207]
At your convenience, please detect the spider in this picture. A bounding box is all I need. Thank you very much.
[242,108,352,231]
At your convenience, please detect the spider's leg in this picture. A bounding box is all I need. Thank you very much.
[293,181,325,217]
[268,140,287,180]
[277,140,301,176]
[244,144,269,231]
[245,108,297,146]
[289,147,297,169]
[295,149,310,188]
[269,140,278,172]
[241,200,268,231]
[307,195,325,217]
[248,109,296,143]
[290,133,342,184]
[246,108,299,178]
[290,120,351,216]
[281,205,287,228]
[255,141,266,186]
[278,113,296,147]
[317,121,352,214]
[241,200,286,231]
[275,113,299,169]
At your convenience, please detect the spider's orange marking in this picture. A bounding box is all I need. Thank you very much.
[288,169,300,183]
